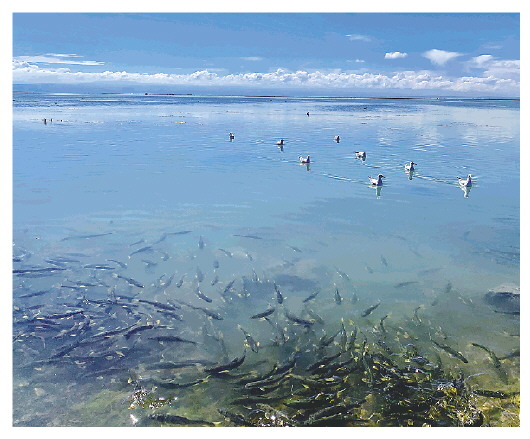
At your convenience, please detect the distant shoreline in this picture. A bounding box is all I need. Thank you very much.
[12,90,520,101]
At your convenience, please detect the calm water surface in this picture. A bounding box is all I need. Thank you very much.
[13,94,519,426]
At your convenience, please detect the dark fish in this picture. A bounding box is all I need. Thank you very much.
[114,273,144,288]
[238,325,259,353]
[470,342,502,369]
[176,274,185,288]
[141,259,157,269]
[218,409,253,426]
[223,279,236,295]
[306,351,342,372]
[473,389,517,399]
[146,414,213,426]
[365,266,374,274]
[251,306,276,319]
[305,308,325,324]
[106,259,127,269]
[61,232,113,241]
[380,255,388,267]
[303,290,320,303]
[18,290,50,299]
[361,302,381,317]
[198,236,205,249]
[288,245,302,253]
[124,324,155,339]
[285,310,313,326]
[137,298,178,311]
[196,289,213,303]
[149,335,197,344]
[378,314,389,334]
[45,256,80,265]
[335,267,350,281]
[155,377,208,389]
[195,267,204,283]
[233,234,262,240]
[432,340,469,363]
[218,248,233,258]
[152,231,192,244]
[213,260,220,269]
[204,354,246,374]
[13,267,66,274]
[334,288,343,305]
[198,307,223,320]
[128,245,154,258]
[394,281,419,288]
[145,359,215,370]
[245,252,253,261]
[211,275,219,286]
[41,310,84,319]
[274,283,284,304]
[83,264,114,270]
[499,349,520,361]
[129,239,145,246]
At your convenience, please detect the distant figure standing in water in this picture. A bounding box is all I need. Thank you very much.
[306,112,310,116]
[229,132,235,140]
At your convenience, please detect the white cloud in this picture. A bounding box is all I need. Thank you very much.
[385,52,408,59]
[12,60,519,96]
[14,54,104,66]
[345,34,372,42]
[422,49,462,66]
[240,57,264,61]
[471,54,494,67]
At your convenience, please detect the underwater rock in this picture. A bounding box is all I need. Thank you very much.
[483,284,520,315]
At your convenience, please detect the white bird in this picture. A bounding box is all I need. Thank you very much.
[405,161,417,171]
[355,151,366,159]
[334,135,340,142]
[369,174,385,186]
[457,174,472,187]
[299,155,310,164]
[277,139,284,146]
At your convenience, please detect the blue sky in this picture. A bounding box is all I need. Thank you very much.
[12,12,520,96]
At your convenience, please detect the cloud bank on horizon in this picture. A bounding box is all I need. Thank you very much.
[12,55,520,96]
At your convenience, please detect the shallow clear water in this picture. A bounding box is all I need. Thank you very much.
[13,93,519,426]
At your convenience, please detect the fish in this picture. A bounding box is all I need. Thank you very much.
[233,234,263,240]
[334,288,343,305]
[238,325,259,353]
[303,290,320,303]
[306,351,343,372]
[196,288,213,303]
[113,274,144,288]
[218,248,233,258]
[18,290,50,299]
[473,389,517,399]
[251,306,276,319]
[128,246,154,258]
[145,359,215,370]
[106,259,127,269]
[176,274,185,288]
[380,255,388,267]
[378,314,389,334]
[394,281,419,288]
[198,236,205,249]
[470,342,503,370]
[123,324,155,339]
[83,264,114,270]
[129,239,145,246]
[365,266,374,274]
[274,283,284,304]
[148,335,197,345]
[288,245,302,253]
[218,409,253,426]
[152,231,192,244]
[61,232,114,241]
[141,259,157,269]
[432,340,469,363]
[285,310,314,326]
[335,267,350,281]
[245,252,254,261]
[155,377,208,389]
[146,414,213,426]
[195,267,204,283]
[13,267,66,274]
[305,308,325,324]
[211,275,219,286]
[204,354,246,374]
[361,302,381,317]
[213,260,220,269]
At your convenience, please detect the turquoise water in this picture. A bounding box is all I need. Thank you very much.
[13,94,519,426]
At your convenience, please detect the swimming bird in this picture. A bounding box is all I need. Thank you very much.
[405,161,417,171]
[229,132,235,139]
[369,174,385,186]
[457,174,472,187]
[299,155,310,164]
[355,151,366,159]
[334,135,340,142]
[277,139,284,146]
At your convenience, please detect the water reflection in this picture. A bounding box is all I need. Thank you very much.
[374,185,383,198]
[406,170,415,180]
[461,185,472,198]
